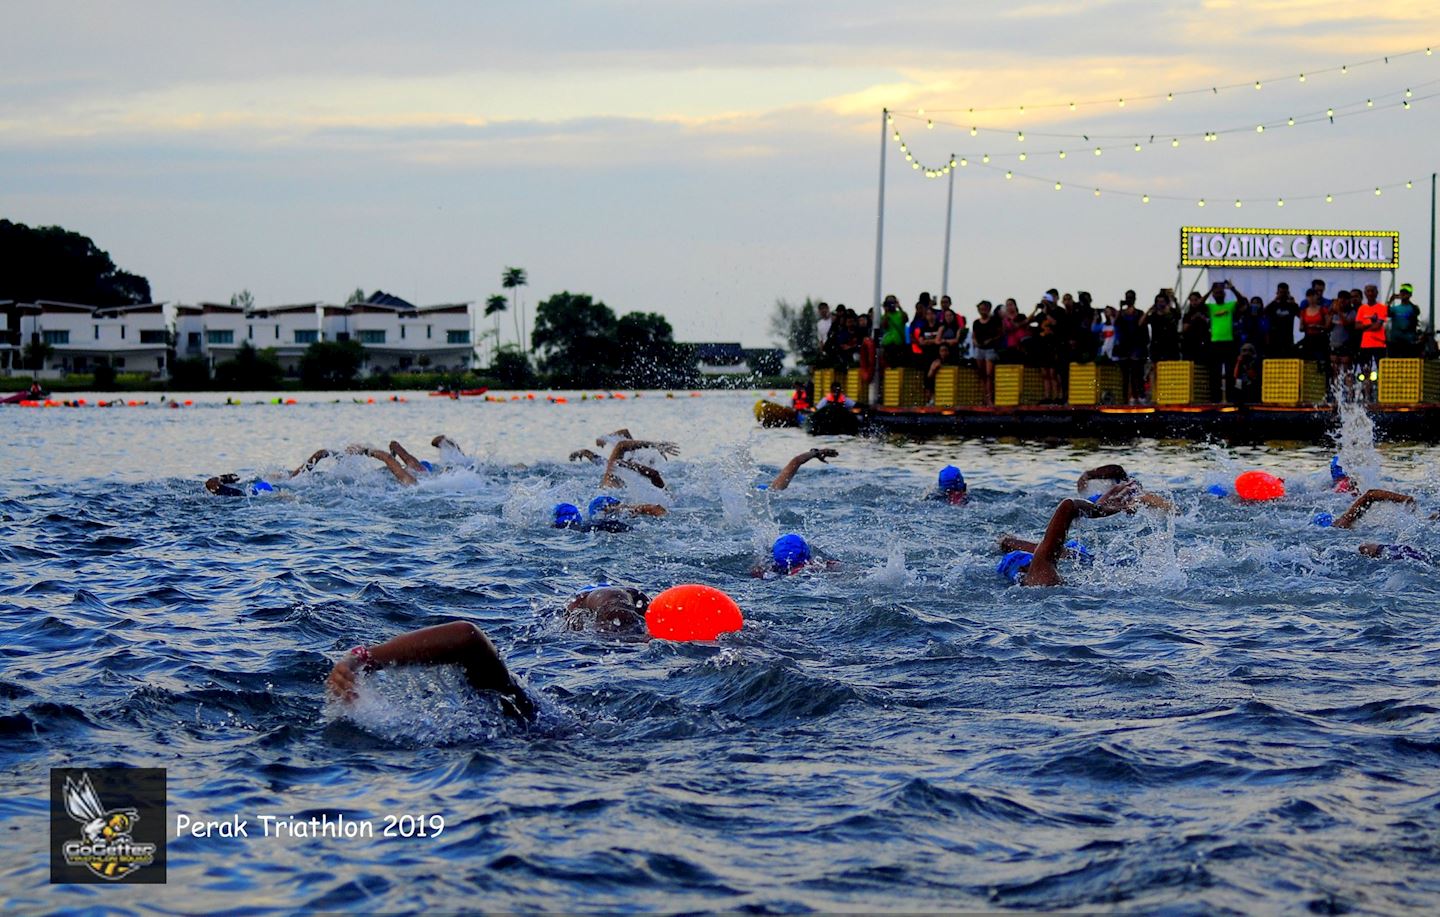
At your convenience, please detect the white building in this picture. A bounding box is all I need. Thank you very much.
[18,300,170,378]
[330,292,475,373]
[195,302,322,376]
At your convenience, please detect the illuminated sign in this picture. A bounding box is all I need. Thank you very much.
[1180,227,1399,270]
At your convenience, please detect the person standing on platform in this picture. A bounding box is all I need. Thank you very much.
[1203,280,1241,402]
[1264,283,1299,357]
[1386,284,1422,358]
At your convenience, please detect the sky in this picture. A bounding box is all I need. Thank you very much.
[3,1,1438,348]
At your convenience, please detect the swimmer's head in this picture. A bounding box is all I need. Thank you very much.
[1330,456,1346,483]
[419,460,436,474]
[251,480,274,494]
[772,533,811,572]
[996,550,1032,584]
[937,465,966,493]
[588,495,622,518]
[553,503,583,529]
[1205,484,1228,497]
[1312,512,1334,527]
[204,477,223,495]
[1358,542,1382,557]
[1063,539,1093,563]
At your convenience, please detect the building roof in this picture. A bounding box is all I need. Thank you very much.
[249,302,320,316]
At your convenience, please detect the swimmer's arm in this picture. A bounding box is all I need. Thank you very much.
[569,449,601,463]
[769,448,839,491]
[1332,488,1415,529]
[1076,464,1128,492]
[1024,499,1085,586]
[288,449,333,478]
[1139,492,1176,514]
[431,434,465,455]
[363,448,418,486]
[388,440,426,473]
[602,440,678,487]
[998,534,1039,554]
[327,622,535,721]
[622,503,668,517]
[595,428,633,447]
[618,459,666,489]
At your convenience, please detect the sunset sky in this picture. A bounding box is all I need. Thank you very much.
[4,1,1437,346]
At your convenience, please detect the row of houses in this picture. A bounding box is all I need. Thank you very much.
[1,292,475,378]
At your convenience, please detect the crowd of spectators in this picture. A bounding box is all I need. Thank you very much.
[813,280,1429,405]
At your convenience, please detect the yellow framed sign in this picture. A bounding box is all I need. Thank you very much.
[1180,226,1398,270]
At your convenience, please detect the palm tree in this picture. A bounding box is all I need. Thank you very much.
[484,294,508,362]
[502,267,528,351]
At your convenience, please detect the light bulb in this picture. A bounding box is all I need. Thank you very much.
[1277,198,1285,207]
[949,157,957,167]
[1341,65,1348,73]
[1171,138,1179,147]
[887,114,894,124]
[1017,131,1024,142]
[1325,194,1333,203]
[1005,170,1012,180]
[1327,108,1334,118]
[1134,142,1142,151]
[1406,88,1413,98]
[1068,102,1076,111]
[960,157,968,166]
[1234,200,1242,208]
[1287,117,1295,126]
[892,131,900,141]
[1059,150,1067,159]
[1299,73,1306,82]
[1094,147,1102,156]
[1019,152,1027,161]
[900,143,908,152]
[970,126,977,136]
[1374,187,1382,196]
[1142,195,1150,203]
[1256,124,1264,132]
[1198,199,1206,207]
[927,120,934,129]
[1018,105,1025,114]
[1255,81,1262,90]
[982,153,989,163]
[1366,99,1373,107]
[1166,92,1174,102]
[1404,100,1411,109]
[1406,180,1413,189]
[1054,181,1062,190]
[1093,188,1100,197]
[1118,98,1125,107]
[912,162,920,170]
[917,108,924,116]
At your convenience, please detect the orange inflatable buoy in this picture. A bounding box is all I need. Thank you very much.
[554,396,568,404]
[645,585,744,642]
[1235,470,1285,501]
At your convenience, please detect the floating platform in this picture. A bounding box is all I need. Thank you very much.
[827,403,1440,443]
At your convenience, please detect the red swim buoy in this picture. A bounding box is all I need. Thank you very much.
[645,584,744,642]
[1235,470,1285,501]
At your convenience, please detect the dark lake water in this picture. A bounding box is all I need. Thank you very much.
[3,391,1438,912]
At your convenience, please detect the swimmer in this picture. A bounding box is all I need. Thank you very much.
[388,440,439,476]
[1358,543,1431,563]
[204,445,349,496]
[553,502,631,533]
[926,465,967,504]
[600,438,679,489]
[326,621,535,722]
[1330,456,1356,493]
[996,481,1142,586]
[562,585,650,635]
[587,494,667,518]
[569,434,671,490]
[1075,463,1175,513]
[768,448,839,492]
[814,383,855,410]
[1312,488,1415,529]
[753,533,838,576]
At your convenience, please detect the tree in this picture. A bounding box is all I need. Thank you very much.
[531,291,618,387]
[299,339,365,388]
[491,345,537,388]
[502,266,528,350]
[171,356,211,389]
[22,338,52,371]
[214,341,283,389]
[616,311,695,387]
[769,297,821,368]
[345,287,367,305]
[484,293,507,361]
[0,219,151,305]
[230,289,255,310]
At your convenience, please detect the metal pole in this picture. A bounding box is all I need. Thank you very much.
[870,108,888,404]
[1430,171,1436,335]
[941,154,955,298]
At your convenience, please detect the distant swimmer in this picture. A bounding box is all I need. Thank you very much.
[327,622,536,722]
[1312,488,1416,529]
[996,481,1142,586]
[204,445,345,496]
[1330,456,1356,493]
[388,440,439,476]
[1358,543,1431,563]
[767,448,839,492]
[926,465,967,504]
[562,585,651,635]
[1075,463,1175,513]
[553,502,632,533]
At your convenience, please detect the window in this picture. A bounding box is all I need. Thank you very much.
[357,329,386,344]
[120,325,126,339]
[207,330,234,345]
[427,325,432,339]
[446,330,470,344]
[188,332,201,348]
[140,330,167,344]
[294,329,318,344]
[94,325,99,340]
[274,325,279,340]
[400,325,406,340]
[247,324,253,340]
[42,330,69,345]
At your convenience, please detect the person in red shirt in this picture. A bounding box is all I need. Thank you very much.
[1354,288,1388,395]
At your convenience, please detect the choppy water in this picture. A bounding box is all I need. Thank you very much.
[3,391,1439,913]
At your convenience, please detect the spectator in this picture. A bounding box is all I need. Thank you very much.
[1236,297,1267,358]
[925,343,953,402]
[1028,312,1065,403]
[1094,306,1117,360]
[1386,283,1422,357]
[1143,291,1181,399]
[1298,289,1330,370]
[1354,284,1388,378]
[972,300,1002,404]
[1000,299,1029,362]
[937,307,964,359]
[1310,278,1332,308]
[816,302,833,351]
[1181,293,1210,363]
[879,295,908,369]
[1264,283,1299,357]
[1232,343,1261,404]
[1328,291,1357,397]
[856,311,877,390]
[1203,280,1241,402]
[1113,299,1148,403]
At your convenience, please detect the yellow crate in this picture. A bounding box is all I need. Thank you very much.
[1378,358,1440,403]
[994,364,1043,406]
[881,367,927,407]
[932,366,984,407]
[1154,360,1210,405]
[1067,362,1123,405]
[841,368,871,404]
[811,369,836,399]
[1260,359,1328,405]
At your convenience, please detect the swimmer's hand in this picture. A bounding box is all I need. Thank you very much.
[809,448,839,463]
[569,449,600,463]
[326,655,363,703]
[595,428,633,447]
[1092,480,1142,515]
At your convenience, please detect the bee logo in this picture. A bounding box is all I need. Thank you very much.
[60,773,157,881]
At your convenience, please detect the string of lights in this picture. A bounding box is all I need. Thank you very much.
[911,44,1435,115]
[886,81,1436,168]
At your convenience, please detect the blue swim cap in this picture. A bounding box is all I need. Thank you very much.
[1206,484,1228,497]
[938,465,965,491]
[1330,456,1346,483]
[772,533,811,571]
[1063,539,1094,563]
[578,582,612,593]
[997,550,1033,584]
[250,480,274,494]
[754,483,769,491]
[419,460,436,473]
[553,502,583,528]
[1312,512,1334,527]
[1087,493,1101,504]
[588,495,621,518]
